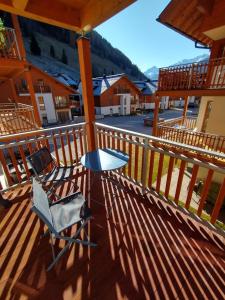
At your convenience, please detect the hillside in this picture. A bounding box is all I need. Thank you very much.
[17,17,146,81]
[145,54,209,80]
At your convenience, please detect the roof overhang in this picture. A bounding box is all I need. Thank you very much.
[0,0,136,33]
[157,0,215,47]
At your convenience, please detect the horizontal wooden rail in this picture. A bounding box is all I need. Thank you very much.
[158,56,225,91]
[95,123,225,226]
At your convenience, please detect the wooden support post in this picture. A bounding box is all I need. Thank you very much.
[25,71,42,127]
[9,79,18,104]
[11,14,26,60]
[77,36,96,151]
[152,95,159,136]
[182,96,189,125]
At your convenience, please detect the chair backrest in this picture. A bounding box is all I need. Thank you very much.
[27,146,53,176]
[32,177,53,227]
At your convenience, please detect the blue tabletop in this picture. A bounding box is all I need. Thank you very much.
[80,148,129,172]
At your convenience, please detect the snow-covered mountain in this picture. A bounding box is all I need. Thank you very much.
[144,54,209,80]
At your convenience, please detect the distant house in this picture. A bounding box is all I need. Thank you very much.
[0,64,77,124]
[79,74,142,116]
[133,80,157,110]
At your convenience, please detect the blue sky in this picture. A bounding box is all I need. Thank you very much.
[96,0,209,72]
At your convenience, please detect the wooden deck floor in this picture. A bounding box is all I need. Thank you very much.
[0,170,225,300]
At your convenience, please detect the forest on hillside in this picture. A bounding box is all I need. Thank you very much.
[1,12,146,80]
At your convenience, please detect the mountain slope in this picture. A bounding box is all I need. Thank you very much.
[18,17,146,81]
[145,54,209,80]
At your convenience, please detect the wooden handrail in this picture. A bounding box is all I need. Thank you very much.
[158,56,225,91]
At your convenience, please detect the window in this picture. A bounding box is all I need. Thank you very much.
[38,96,45,111]
[202,101,213,133]
[37,79,44,86]
[55,96,68,108]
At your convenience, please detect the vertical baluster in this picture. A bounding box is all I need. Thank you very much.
[185,164,199,209]
[156,152,164,193]
[72,128,79,164]
[197,169,214,217]
[66,130,73,165]
[8,147,22,183]
[18,144,30,180]
[53,133,60,166]
[128,135,132,178]
[165,156,175,199]
[174,160,186,204]
[148,149,155,188]
[79,128,84,157]
[211,178,225,224]
[0,149,13,186]
[134,137,139,181]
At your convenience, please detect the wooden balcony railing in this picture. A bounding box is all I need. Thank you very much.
[157,118,225,153]
[158,57,225,91]
[0,27,20,59]
[17,85,51,94]
[158,116,197,129]
[0,103,38,135]
[1,122,225,226]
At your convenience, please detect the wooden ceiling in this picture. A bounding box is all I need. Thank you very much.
[157,0,217,47]
[0,0,136,33]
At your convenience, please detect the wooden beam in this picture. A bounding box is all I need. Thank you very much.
[12,0,28,11]
[196,0,214,15]
[0,1,81,32]
[9,78,19,103]
[11,14,26,59]
[80,0,136,31]
[152,95,159,136]
[77,36,96,151]
[25,71,42,127]
[156,88,225,97]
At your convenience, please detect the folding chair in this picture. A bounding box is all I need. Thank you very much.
[31,178,97,271]
[27,146,76,201]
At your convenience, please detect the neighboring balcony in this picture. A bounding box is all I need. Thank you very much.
[17,84,51,94]
[157,116,225,153]
[0,122,225,297]
[0,103,39,136]
[158,57,225,91]
[0,27,21,60]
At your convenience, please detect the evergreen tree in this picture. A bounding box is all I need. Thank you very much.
[50,45,55,58]
[61,49,68,64]
[30,33,41,55]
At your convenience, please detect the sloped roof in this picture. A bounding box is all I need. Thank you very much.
[133,80,157,95]
[92,74,124,96]
[49,72,79,88]
[30,65,76,93]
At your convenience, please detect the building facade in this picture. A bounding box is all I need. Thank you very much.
[79,74,142,116]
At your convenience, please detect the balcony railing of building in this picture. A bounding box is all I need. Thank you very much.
[158,57,225,91]
[0,103,38,136]
[157,117,225,153]
[17,85,51,94]
[0,122,225,226]
[0,27,20,59]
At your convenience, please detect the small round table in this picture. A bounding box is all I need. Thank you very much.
[81,148,129,215]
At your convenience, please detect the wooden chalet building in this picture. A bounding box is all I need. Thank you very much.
[79,74,142,116]
[1,63,76,125]
[133,79,157,110]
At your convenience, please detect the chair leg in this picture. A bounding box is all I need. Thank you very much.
[47,220,97,271]
[50,233,56,261]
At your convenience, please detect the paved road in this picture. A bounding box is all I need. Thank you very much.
[97,108,198,135]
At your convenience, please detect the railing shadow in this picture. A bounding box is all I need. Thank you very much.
[0,172,224,299]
